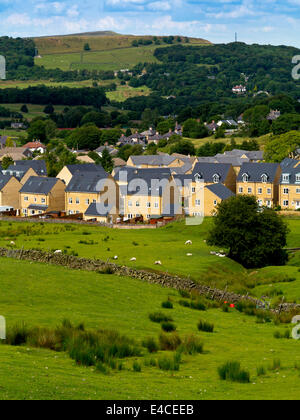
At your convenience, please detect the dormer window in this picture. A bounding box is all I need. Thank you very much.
[213,174,220,184]
[261,174,268,183]
[282,174,290,184]
[242,173,249,183]
[194,173,203,182]
[296,174,300,184]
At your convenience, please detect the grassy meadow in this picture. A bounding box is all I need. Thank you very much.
[1,257,300,400]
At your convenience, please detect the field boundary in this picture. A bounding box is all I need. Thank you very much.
[0,247,298,313]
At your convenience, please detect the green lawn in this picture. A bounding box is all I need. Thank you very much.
[1,257,300,400]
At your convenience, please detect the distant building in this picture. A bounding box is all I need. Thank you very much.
[232,85,247,95]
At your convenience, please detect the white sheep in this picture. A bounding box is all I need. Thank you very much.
[113,256,118,260]
[10,241,15,246]
[187,253,193,257]
[185,240,192,245]
[155,261,162,265]
[54,250,62,254]
[130,257,136,262]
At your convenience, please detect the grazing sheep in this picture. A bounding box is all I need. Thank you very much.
[155,261,162,265]
[10,241,15,246]
[187,253,193,257]
[130,257,136,262]
[113,256,118,260]
[185,240,192,245]
[54,250,62,254]
[210,251,216,255]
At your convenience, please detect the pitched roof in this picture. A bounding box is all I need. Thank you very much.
[12,160,47,176]
[23,141,46,149]
[20,177,60,194]
[84,202,110,217]
[280,160,300,184]
[205,183,235,200]
[237,163,280,183]
[66,164,107,176]
[66,171,110,193]
[128,155,177,167]
[192,162,232,183]
[0,174,14,190]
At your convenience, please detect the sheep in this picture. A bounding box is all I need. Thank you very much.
[10,241,15,246]
[54,250,62,254]
[130,257,136,262]
[185,240,193,245]
[187,253,193,257]
[155,261,162,265]
[113,256,118,260]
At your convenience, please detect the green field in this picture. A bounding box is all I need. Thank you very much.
[1,256,300,400]
[191,134,272,150]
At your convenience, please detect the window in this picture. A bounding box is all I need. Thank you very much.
[248,188,252,194]
[242,173,249,183]
[76,198,80,204]
[214,200,217,206]
[147,202,151,208]
[296,189,300,194]
[128,201,132,207]
[128,214,133,219]
[283,200,289,207]
[136,201,140,207]
[267,188,271,195]
[282,174,290,183]
[23,209,27,215]
[296,174,300,183]
[283,188,289,194]
[69,210,73,215]
[213,174,220,183]
[69,198,73,204]
[146,215,151,219]
[93,199,97,204]
[195,200,201,206]
[85,199,90,205]
[192,187,196,193]
[238,187,243,193]
[258,188,262,194]
[154,202,159,208]
[261,174,268,183]
[34,197,37,202]
[24,196,29,202]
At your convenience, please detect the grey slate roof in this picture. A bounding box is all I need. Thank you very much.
[66,164,107,176]
[28,204,48,211]
[129,155,177,167]
[280,160,300,184]
[205,183,235,200]
[237,163,280,183]
[214,154,249,166]
[84,202,110,217]
[0,174,14,190]
[192,162,232,183]
[224,149,263,161]
[66,171,110,193]
[20,177,60,195]
[14,160,47,176]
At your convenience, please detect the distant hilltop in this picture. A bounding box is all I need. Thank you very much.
[34,31,120,38]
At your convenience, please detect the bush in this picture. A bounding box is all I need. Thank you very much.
[158,354,180,371]
[274,329,290,339]
[179,335,204,355]
[179,300,190,308]
[218,361,250,383]
[161,322,176,333]
[197,320,214,333]
[269,359,281,371]
[149,312,173,323]
[190,301,206,311]
[179,290,190,299]
[257,366,266,377]
[5,322,30,346]
[142,337,159,353]
[159,333,182,351]
[133,361,142,372]
[162,300,173,309]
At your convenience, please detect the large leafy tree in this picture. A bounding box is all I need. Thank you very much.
[207,195,289,268]
[264,131,300,162]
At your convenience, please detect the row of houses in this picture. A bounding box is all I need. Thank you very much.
[0,152,299,223]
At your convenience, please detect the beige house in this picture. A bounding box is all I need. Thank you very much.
[57,164,107,186]
[236,162,281,207]
[0,175,22,210]
[279,160,300,210]
[19,177,65,217]
[0,147,32,162]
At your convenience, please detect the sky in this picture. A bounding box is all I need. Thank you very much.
[0,0,300,47]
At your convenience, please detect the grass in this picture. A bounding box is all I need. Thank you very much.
[190,133,272,150]
[1,257,300,399]
[0,218,298,296]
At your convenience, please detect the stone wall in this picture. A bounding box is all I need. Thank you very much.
[0,247,299,314]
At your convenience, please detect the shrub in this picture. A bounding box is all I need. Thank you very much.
[257,366,266,377]
[197,320,214,333]
[158,354,180,371]
[96,362,109,375]
[218,361,250,383]
[133,361,142,372]
[98,266,114,275]
[222,304,229,313]
[190,301,206,311]
[269,359,281,371]
[149,312,173,323]
[179,290,190,299]
[159,333,182,351]
[180,335,204,355]
[5,322,30,346]
[142,337,159,353]
[179,300,191,308]
[161,322,176,333]
[162,300,173,309]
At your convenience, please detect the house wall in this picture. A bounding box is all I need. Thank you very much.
[65,192,99,215]
[20,168,38,185]
[279,184,300,210]
[48,180,66,212]
[0,177,22,209]
[57,167,73,186]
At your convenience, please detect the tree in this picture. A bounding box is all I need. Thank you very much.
[100,148,114,173]
[207,195,289,268]
[1,156,14,170]
[264,131,300,162]
[21,104,28,113]
[66,125,101,150]
[27,119,47,142]
[170,139,195,156]
[43,104,54,115]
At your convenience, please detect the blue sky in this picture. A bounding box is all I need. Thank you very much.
[0,0,300,47]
